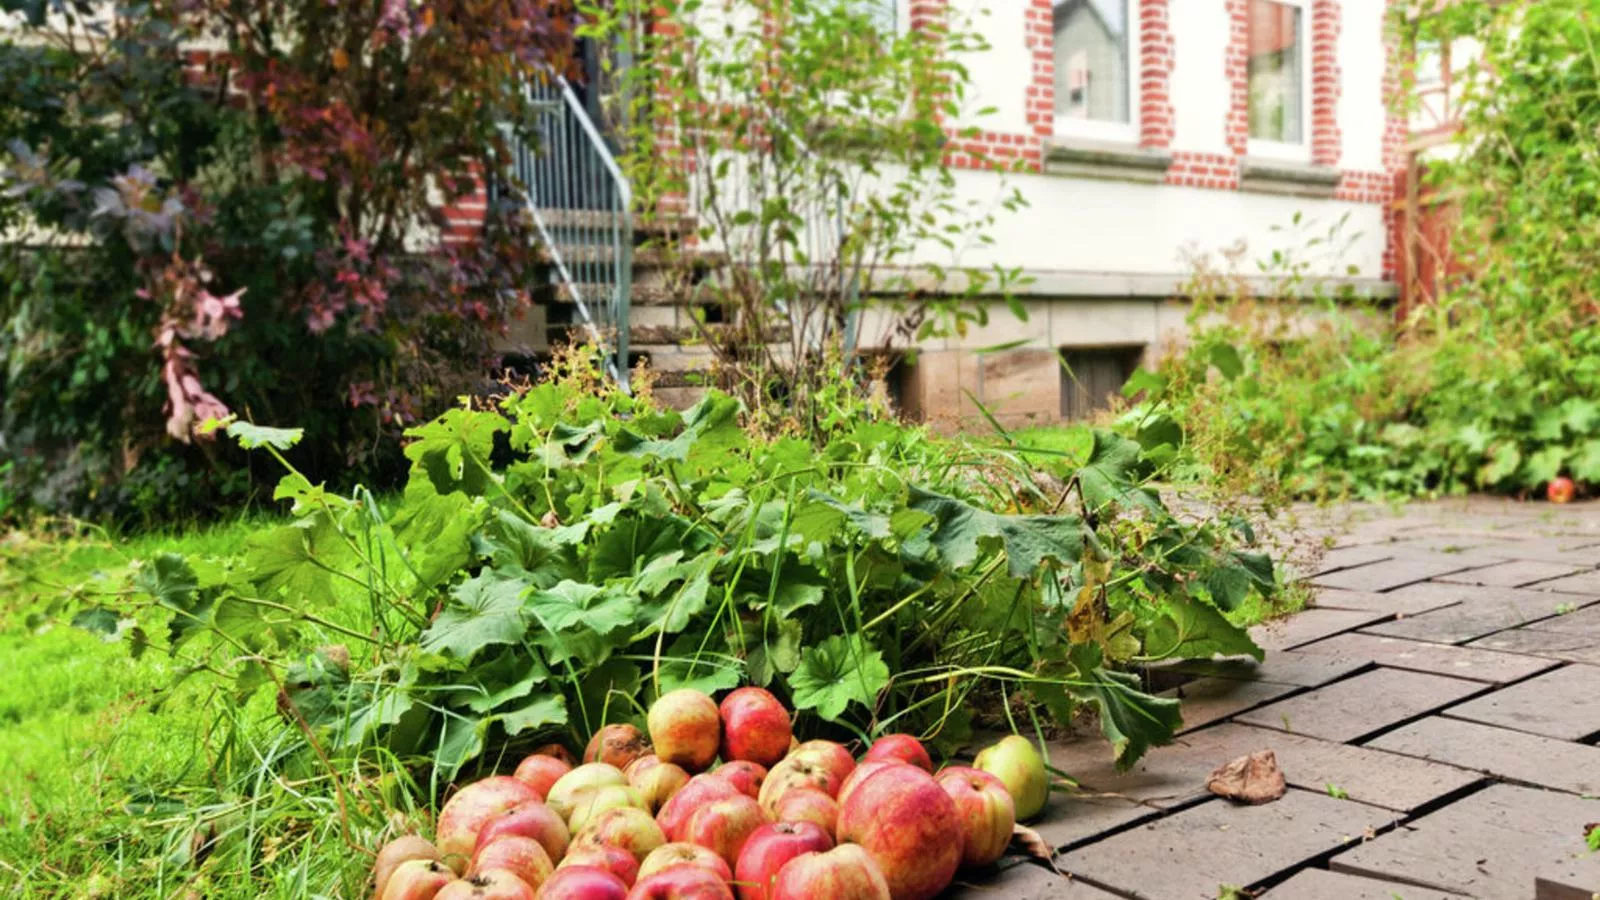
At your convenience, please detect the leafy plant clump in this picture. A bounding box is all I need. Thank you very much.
[65,363,1275,800]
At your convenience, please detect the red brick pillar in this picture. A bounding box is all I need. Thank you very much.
[1138,0,1174,149]
[1310,0,1342,166]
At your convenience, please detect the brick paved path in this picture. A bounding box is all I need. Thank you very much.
[950,498,1600,899]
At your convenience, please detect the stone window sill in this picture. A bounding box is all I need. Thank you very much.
[1043,139,1172,184]
[1239,158,1341,198]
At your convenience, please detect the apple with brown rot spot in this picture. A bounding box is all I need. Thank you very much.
[587,723,654,771]
[379,858,457,900]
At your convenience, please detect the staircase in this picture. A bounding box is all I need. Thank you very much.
[494,72,723,406]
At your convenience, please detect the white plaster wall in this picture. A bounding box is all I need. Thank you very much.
[1169,0,1234,155]
[908,164,1387,281]
[953,0,1032,135]
[1338,0,1387,171]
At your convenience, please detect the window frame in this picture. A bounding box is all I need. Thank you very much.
[1051,0,1141,145]
[1245,0,1313,163]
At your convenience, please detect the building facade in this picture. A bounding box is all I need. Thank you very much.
[879,0,1403,428]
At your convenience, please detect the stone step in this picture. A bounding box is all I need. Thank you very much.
[535,244,727,269]
[532,208,694,236]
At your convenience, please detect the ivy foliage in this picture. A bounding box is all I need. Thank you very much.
[72,375,1275,783]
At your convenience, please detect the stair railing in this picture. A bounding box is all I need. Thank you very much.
[504,73,633,390]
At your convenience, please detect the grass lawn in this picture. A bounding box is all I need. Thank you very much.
[0,519,386,898]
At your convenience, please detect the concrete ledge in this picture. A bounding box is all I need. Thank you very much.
[868,267,1397,301]
[1239,157,1342,198]
[1044,139,1173,184]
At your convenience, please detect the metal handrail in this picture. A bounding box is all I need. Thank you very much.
[504,73,633,389]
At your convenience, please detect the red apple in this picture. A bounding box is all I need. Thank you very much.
[657,774,744,841]
[538,866,630,900]
[573,805,667,863]
[374,836,443,900]
[625,865,735,899]
[647,689,722,772]
[787,741,854,785]
[512,753,571,801]
[568,784,650,833]
[547,763,629,821]
[380,858,457,900]
[681,794,768,869]
[638,842,735,882]
[474,801,569,867]
[934,767,1015,868]
[715,761,767,800]
[587,723,654,771]
[468,837,552,892]
[768,845,890,900]
[836,765,961,900]
[436,777,542,872]
[534,743,579,767]
[559,842,641,886]
[834,760,902,809]
[435,869,535,900]
[973,735,1049,821]
[862,735,933,773]
[718,688,792,768]
[733,822,833,900]
[627,755,692,813]
[770,789,838,841]
[1550,476,1577,503]
[758,756,846,817]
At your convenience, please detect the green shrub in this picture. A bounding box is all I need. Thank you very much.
[0,1,570,524]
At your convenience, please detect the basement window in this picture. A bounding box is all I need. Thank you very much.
[1060,346,1144,421]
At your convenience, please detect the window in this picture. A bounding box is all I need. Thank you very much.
[1060,346,1143,420]
[1053,0,1136,142]
[1247,0,1309,159]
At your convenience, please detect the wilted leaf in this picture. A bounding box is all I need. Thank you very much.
[1076,431,1162,517]
[1065,644,1182,770]
[1145,595,1264,661]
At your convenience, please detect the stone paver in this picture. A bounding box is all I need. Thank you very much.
[1162,677,1302,733]
[1361,583,1597,644]
[1155,651,1370,688]
[1264,869,1465,899]
[1368,715,1600,795]
[1294,631,1560,683]
[1308,587,1463,616]
[1444,663,1600,740]
[1468,627,1600,664]
[1235,668,1486,742]
[1330,784,1600,897]
[1063,791,1392,900]
[1249,608,1393,651]
[1526,568,1600,595]
[1311,544,1394,576]
[944,860,1119,899]
[1519,602,1600,636]
[1057,722,1480,814]
[1311,557,1474,593]
[1438,559,1589,588]
[1029,791,1164,851]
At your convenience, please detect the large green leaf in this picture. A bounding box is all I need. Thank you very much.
[392,487,486,591]
[499,694,568,736]
[420,571,531,660]
[1144,595,1264,661]
[225,421,304,450]
[1076,430,1162,516]
[475,508,585,586]
[242,518,337,600]
[1203,550,1276,612]
[908,487,1086,577]
[524,581,639,636]
[1065,644,1182,770]
[404,406,508,496]
[789,634,890,721]
[612,391,744,463]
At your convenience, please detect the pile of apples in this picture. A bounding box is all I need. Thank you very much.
[371,686,1050,900]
